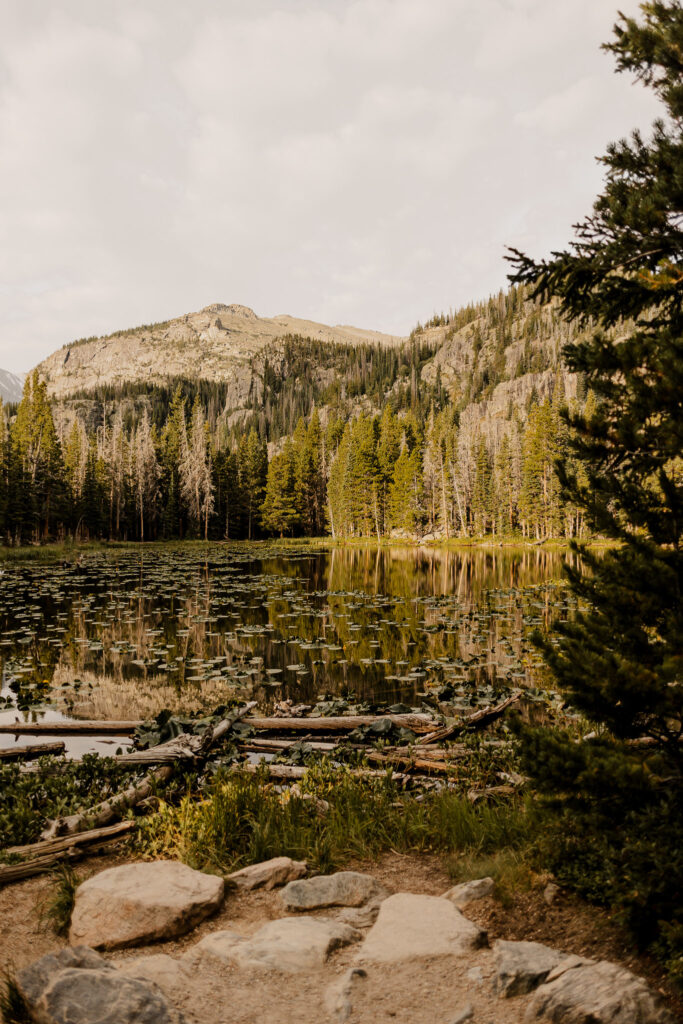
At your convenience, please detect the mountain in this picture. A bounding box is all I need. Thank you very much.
[35,303,405,402]
[0,368,25,404]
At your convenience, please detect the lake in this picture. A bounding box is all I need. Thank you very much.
[0,544,574,754]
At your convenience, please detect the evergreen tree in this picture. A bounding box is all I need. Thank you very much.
[509,1,683,965]
[238,428,267,540]
[261,440,299,537]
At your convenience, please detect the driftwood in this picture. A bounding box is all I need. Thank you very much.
[237,762,408,783]
[39,702,257,841]
[245,713,438,734]
[0,720,141,735]
[420,694,521,744]
[0,822,135,885]
[0,741,66,761]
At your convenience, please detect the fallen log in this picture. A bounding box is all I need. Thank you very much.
[0,720,141,735]
[0,741,66,761]
[40,764,176,841]
[420,693,521,744]
[39,702,257,841]
[237,762,408,783]
[0,822,136,885]
[364,750,454,774]
[245,713,438,734]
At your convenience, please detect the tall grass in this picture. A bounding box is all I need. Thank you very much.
[135,764,536,875]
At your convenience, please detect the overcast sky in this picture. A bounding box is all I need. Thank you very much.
[1,0,660,374]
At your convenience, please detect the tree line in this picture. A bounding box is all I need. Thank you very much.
[0,368,593,545]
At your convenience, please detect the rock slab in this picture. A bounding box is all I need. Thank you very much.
[194,917,360,972]
[69,860,224,950]
[356,892,486,963]
[17,946,185,1024]
[281,871,388,911]
[443,877,495,907]
[226,856,307,891]
[117,954,188,992]
[526,959,675,1023]
[493,939,571,997]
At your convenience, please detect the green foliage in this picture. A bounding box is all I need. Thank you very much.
[0,756,139,848]
[509,0,683,971]
[135,765,533,876]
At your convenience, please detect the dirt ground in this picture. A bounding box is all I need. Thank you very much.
[1,850,680,1024]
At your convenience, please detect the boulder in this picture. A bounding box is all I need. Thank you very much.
[17,946,185,1024]
[193,917,360,972]
[324,967,367,1023]
[356,893,486,963]
[443,876,495,907]
[281,871,388,911]
[493,939,573,997]
[526,959,675,1023]
[226,856,307,891]
[69,860,224,950]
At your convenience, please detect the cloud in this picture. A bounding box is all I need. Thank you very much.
[0,0,660,373]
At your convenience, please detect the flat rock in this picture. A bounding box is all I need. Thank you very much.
[493,939,571,997]
[443,876,495,907]
[194,917,360,972]
[526,959,675,1023]
[226,856,307,891]
[17,946,186,1024]
[118,954,188,991]
[281,871,388,911]
[69,860,224,950]
[356,893,486,963]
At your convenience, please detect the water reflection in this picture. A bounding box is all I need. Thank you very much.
[0,544,575,724]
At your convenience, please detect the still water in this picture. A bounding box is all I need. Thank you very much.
[0,545,574,753]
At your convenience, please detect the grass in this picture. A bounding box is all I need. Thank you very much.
[0,973,30,1024]
[444,847,538,908]
[134,763,537,877]
[40,863,82,936]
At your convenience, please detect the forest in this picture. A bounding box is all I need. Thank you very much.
[0,349,592,545]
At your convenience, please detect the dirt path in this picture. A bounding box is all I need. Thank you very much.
[1,851,680,1023]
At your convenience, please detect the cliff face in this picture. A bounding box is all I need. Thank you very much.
[35,303,405,401]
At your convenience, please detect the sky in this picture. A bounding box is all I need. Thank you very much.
[0,0,661,374]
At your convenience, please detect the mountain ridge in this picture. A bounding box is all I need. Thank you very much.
[0,368,25,404]
[36,303,406,402]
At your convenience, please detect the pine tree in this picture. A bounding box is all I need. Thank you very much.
[238,428,267,540]
[509,1,683,963]
[261,440,299,537]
